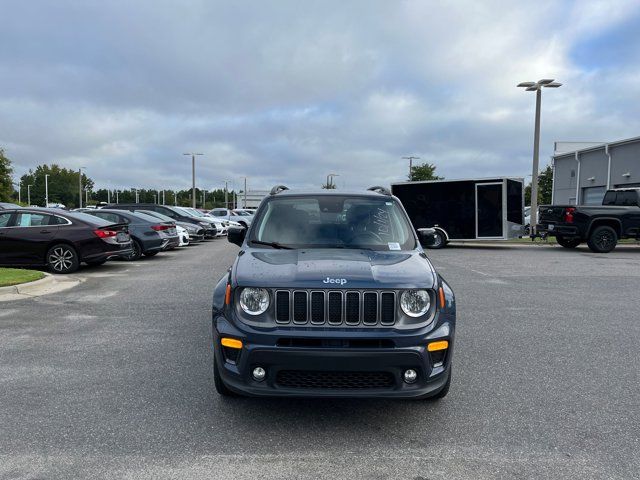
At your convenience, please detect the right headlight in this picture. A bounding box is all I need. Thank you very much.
[198,221,209,227]
[400,290,431,317]
[239,288,270,315]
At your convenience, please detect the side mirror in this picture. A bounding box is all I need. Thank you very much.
[227,225,247,247]
[417,227,437,246]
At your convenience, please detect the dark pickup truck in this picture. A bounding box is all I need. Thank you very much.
[537,188,640,253]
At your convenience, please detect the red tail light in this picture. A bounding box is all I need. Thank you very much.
[151,224,170,231]
[94,229,118,238]
[564,207,576,223]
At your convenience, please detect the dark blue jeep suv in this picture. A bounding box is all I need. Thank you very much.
[212,186,456,399]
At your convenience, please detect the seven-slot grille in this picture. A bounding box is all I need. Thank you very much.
[275,290,396,326]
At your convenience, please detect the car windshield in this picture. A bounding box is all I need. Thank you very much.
[250,195,416,250]
[233,210,251,216]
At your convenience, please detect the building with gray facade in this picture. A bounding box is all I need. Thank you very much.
[552,136,640,205]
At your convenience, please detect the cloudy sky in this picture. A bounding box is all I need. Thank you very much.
[1,0,639,192]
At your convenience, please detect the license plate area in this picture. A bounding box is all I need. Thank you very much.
[116,232,129,242]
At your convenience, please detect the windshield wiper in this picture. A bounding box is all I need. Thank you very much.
[251,240,293,250]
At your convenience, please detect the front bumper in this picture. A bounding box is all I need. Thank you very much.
[213,315,453,398]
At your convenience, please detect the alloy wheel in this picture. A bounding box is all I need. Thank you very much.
[596,231,614,250]
[49,247,74,272]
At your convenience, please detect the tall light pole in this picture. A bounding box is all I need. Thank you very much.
[402,156,420,181]
[27,184,33,205]
[517,79,562,236]
[326,173,339,189]
[116,190,119,204]
[183,153,203,209]
[44,174,50,207]
[243,177,247,208]
[224,181,229,209]
[78,167,86,208]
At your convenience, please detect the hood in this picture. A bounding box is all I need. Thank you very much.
[233,248,436,289]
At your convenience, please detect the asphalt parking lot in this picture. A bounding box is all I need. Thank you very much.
[1,241,639,479]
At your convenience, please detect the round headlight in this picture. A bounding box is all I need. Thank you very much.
[400,290,431,317]
[240,288,270,315]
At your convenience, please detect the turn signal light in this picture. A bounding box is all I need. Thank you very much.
[221,338,243,349]
[427,340,449,352]
[225,284,232,305]
[438,287,446,308]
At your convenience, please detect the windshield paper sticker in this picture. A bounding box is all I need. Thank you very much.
[388,242,401,251]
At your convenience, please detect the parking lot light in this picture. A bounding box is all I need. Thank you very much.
[517,79,562,236]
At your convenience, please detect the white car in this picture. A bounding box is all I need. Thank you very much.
[211,219,229,236]
[176,225,190,246]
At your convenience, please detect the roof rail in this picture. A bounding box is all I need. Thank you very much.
[270,185,290,195]
[367,185,392,196]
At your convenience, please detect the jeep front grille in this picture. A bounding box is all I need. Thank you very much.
[274,289,396,326]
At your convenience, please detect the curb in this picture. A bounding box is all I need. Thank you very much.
[0,272,81,301]
[0,273,54,295]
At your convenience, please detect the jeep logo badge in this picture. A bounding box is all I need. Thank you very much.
[323,277,347,285]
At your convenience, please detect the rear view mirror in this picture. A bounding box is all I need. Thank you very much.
[228,226,247,247]
[417,228,437,246]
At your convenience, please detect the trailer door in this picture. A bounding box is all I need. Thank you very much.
[476,183,503,238]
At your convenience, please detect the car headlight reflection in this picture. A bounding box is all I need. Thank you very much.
[400,290,431,317]
[240,288,270,315]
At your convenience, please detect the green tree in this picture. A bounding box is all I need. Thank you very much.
[409,162,443,181]
[20,164,94,208]
[524,164,553,206]
[0,148,14,202]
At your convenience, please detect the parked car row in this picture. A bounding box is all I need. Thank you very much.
[0,203,234,274]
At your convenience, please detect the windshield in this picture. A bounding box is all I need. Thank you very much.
[250,195,416,250]
[233,210,251,216]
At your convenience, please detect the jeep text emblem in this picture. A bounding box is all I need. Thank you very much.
[323,277,347,285]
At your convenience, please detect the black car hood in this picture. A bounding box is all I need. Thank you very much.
[233,248,437,289]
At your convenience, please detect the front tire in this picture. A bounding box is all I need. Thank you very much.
[587,226,618,253]
[425,230,446,249]
[47,244,80,274]
[426,368,451,401]
[125,239,143,261]
[213,355,239,397]
[556,235,581,249]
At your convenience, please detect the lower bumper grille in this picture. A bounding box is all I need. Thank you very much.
[275,370,395,389]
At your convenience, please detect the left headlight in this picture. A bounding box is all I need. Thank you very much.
[400,290,431,317]
[240,288,270,315]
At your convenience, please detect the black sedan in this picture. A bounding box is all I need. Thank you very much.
[0,208,132,274]
[87,209,179,260]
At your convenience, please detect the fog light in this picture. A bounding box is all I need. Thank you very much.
[403,369,417,384]
[252,367,266,382]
